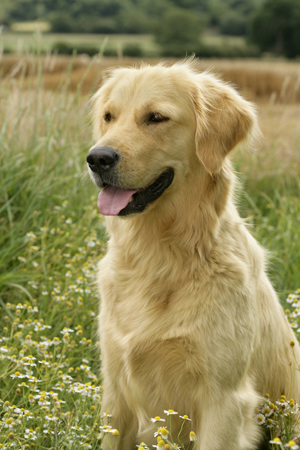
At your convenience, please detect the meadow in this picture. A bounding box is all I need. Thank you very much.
[0,50,300,449]
[1,31,247,57]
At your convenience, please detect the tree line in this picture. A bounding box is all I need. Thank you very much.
[0,0,262,35]
[1,0,300,58]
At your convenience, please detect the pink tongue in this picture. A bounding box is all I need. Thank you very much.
[98,186,138,216]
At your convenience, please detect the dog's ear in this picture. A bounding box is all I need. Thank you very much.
[191,74,258,175]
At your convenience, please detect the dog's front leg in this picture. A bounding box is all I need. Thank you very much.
[196,380,262,450]
[101,388,138,450]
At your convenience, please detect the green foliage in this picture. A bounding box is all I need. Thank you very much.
[51,41,144,57]
[123,43,143,57]
[52,41,99,56]
[1,0,262,37]
[195,41,260,58]
[153,7,205,57]
[116,8,151,34]
[220,11,248,36]
[159,40,260,58]
[250,0,300,58]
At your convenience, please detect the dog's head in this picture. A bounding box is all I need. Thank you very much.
[87,60,258,217]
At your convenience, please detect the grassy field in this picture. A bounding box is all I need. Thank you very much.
[0,54,300,448]
[1,31,250,57]
[1,32,158,55]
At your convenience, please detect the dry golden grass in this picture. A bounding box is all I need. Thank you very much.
[1,54,300,102]
[1,54,299,181]
[237,102,300,180]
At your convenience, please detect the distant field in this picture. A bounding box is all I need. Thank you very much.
[2,32,158,55]
[1,53,300,104]
[202,32,246,48]
[1,31,248,56]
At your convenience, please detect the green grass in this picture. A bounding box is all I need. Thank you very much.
[238,176,300,300]
[202,32,247,48]
[0,56,300,448]
[1,31,248,57]
[1,32,159,56]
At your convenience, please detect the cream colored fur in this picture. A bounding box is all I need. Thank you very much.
[89,60,300,450]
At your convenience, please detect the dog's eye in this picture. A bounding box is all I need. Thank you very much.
[148,112,169,124]
[104,112,112,123]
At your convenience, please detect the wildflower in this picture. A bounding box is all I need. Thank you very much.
[276,398,288,407]
[164,409,178,415]
[45,415,59,422]
[255,413,265,425]
[100,425,112,432]
[270,438,282,445]
[179,415,191,421]
[11,372,26,379]
[266,418,274,428]
[43,429,55,434]
[63,334,70,344]
[61,327,74,334]
[262,405,273,416]
[111,429,119,436]
[154,428,168,440]
[4,418,13,429]
[38,360,51,367]
[160,429,169,440]
[26,232,37,240]
[137,443,149,450]
[151,416,165,423]
[189,431,197,441]
[24,429,37,440]
[285,441,299,449]
[18,256,27,263]
[290,341,295,347]
[153,441,165,449]
[102,412,112,418]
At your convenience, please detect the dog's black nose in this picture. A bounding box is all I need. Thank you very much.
[86,146,119,173]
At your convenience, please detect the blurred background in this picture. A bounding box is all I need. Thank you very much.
[1,0,300,59]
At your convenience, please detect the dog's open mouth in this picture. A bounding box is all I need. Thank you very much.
[97,169,174,216]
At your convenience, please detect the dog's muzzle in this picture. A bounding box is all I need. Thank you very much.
[87,146,174,217]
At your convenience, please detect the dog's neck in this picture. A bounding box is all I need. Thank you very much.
[105,162,238,264]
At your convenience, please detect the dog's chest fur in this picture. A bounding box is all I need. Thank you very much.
[97,227,258,412]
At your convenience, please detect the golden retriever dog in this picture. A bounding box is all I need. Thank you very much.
[86,59,300,450]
